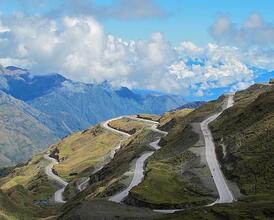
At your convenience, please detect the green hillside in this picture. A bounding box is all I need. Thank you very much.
[129,98,225,208]
[210,84,274,196]
[1,85,274,219]
[48,125,121,181]
[0,154,59,219]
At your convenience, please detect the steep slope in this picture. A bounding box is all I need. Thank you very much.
[2,85,274,219]
[48,125,121,181]
[0,154,59,219]
[159,198,274,220]
[0,66,186,138]
[29,80,185,133]
[210,84,274,196]
[174,101,205,110]
[0,66,66,101]
[0,116,159,219]
[0,66,186,135]
[127,98,227,208]
[0,91,59,167]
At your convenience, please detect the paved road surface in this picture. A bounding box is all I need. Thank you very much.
[201,94,235,204]
[45,94,235,209]
[107,116,167,202]
[108,95,235,212]
[44,155,68,203]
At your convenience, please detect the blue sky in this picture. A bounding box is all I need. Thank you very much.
[0,0,274,99]
[1,0,273,45]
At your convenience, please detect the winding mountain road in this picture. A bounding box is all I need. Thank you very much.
[45,94,235,209]
[107,95,235,212]
[76,117,131,192]
[108,116,167,203]
[102,116,131,138]
[201,93,235,204]
[44,154,68,203]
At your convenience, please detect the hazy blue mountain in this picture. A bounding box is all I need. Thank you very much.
[0,90,59,167]
[0,66,186,137]
[29,80,186,134]
[173,101,206,111]
[0,66,66,101]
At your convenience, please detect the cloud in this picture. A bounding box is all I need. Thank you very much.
[169,43,254,95]
[0,13,272,98]
[210,13,274,46]
[0,14,175,91]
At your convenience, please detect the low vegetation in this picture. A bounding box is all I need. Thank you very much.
[0,154,56,200]
[2,85,274,219]
[137,114,161,121]
[158,108,193,131]
[129,150,212,208]
[130,98,225,208]
[0,154,59,219]
[61,128,160,208]
[210,84,274,197]
[49,125,121,180]
[108,117,150,134]
[159,196,274,220]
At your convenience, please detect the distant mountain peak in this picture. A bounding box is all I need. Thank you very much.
[115,86,142,102]
[100,80,113,90]
[6,66,28,72]
[0,65,29,76]
[60,80,87,93]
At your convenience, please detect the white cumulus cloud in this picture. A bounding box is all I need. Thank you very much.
[0,13,272,97]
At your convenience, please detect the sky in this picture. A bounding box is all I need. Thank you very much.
[0,0,274,100]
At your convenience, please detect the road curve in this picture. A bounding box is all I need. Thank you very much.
[108,116,167,202]
[108,95,235,212]
[201,94,235,204]
[44,154,68,203]
[101,116,131,138]
[109,151,154,202]
[76,117,131,192]
[45,93,235,208]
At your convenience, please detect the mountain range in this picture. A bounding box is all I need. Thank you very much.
[0,65,186,167]
[0,82,273,219]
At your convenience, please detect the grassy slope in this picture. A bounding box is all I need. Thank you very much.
[59,199,160,220]
[61,128,160,210]
[0,154,56,200]
[210,84,274,196]
[137,114,161,121]
[50,125,121,180]
[159,197,274,220]
[0,154,59,219]
[108,117,150,134]
[158,108,193,131]
[130,99,225,208]
[87,128,158,198]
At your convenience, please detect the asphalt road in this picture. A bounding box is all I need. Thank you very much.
[44,154,68,203]
[201,94,235,204]
[45,94,235,209]
[106,115,167,203]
